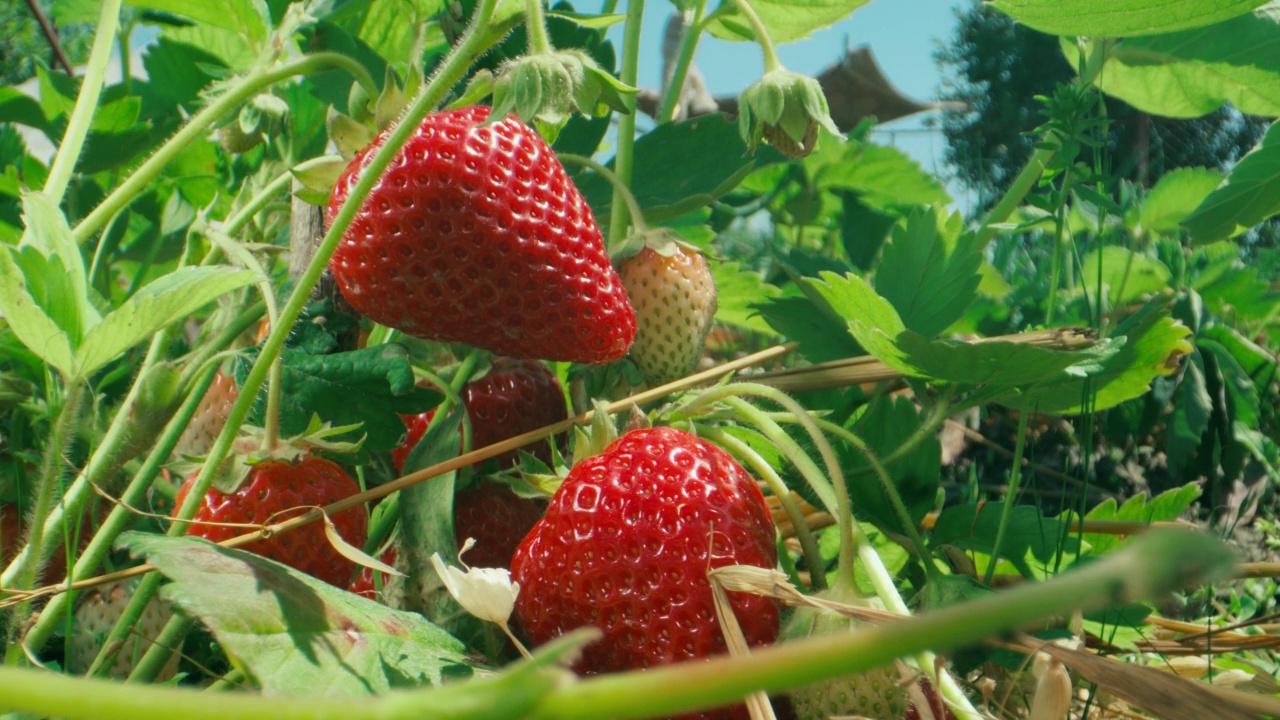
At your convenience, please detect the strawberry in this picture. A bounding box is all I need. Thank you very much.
[67,578,177,680]
[349,547,398,601]
[392,358,568,473]
[453,482,546,570]
[511,426,778,719]
[173,455,368,588]
[784,593,909,720]
[174,371,239,459]
[618,240,718,386]
[326,105,636,364]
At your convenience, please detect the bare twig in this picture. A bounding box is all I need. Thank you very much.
[23,0,74,76]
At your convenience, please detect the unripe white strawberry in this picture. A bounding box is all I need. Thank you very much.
[785,592,909,720]
[67,579,177,680]
[617,237,717,386]
[174,371,239,459]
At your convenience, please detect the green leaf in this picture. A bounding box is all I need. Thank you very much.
[547,11,626,28]
[1079,483,1201,555]
[1086,8,1280,118]
[0,88,49,131]
[809,272,1111,387]
[119,532,472,696]
[930,502,1078,579]
[841,395,941,538]
[1019,295,1193,413]
[1139,168,1225,235]
[990,0,1267,37]
[1166,349,1212,477]
[0,246,75,377]
[76,266,259,377]
[19,194,92,333]
[577,114,785,224]
[710,260,781,335]
[126,0,269,47]
[236,344,441,454]
[753,294,863,363]
[1200,338,1261,428]
[815,142,952,209]
[1183,121,1280,244]
[875,208,981,338]
[708,0,871,44]
[1078,246,1172,307]
[139,39,224,112]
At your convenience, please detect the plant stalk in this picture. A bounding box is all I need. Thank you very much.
[658,2,709,123]
[524,0,554,54]
[728,0,781,72]
[42,0,122,204]
[606,0,645,245]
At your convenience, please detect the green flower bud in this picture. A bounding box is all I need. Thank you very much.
[738,68,840,158]
[491,50,636,142]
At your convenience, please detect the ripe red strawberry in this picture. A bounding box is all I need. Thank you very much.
[453,482,546,570]
[511,427,778,719]
[174,371,239,459]
[327,105,636,364]
[67,578,177,680]
[173,455,368,588]
[618,240,718,386]
[392,358,568,473]
[349,547,398,601]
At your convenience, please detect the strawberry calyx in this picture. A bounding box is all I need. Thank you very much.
[489,49,637,143]
[173,415,364,495]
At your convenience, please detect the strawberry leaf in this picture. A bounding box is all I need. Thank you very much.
[874,208,982,339]
[119,532,472,696]
[234,344,440,455]
[929,503,1080,579]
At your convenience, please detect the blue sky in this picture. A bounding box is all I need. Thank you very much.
[606,0,973,207]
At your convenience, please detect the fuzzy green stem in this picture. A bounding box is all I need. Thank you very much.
[699,426,826,591]
[658,3,709,123]
[3,380,83,655]
[814,418,941,579]
[72,52,377,244]
[42,0,121,204]
[558,153,647,235]
[22,365,219,662]
[223,169,296,236]
[983,403,1031,587]
[524,0,554,54]
[0,531,1231,720]
[607,0,645,245]
[728,0,781,72]
[0,332,174,592]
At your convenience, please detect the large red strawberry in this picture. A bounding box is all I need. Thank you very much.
[173,455,368,588]
[327,105,636,364]
[392,358,568,473]
[511,426,778,719]
[618,238,718,386]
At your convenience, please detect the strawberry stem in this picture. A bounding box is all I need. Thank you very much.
[983,401,1031,587]
[727,0,782,74]
[41,0,121,204]
[607,0,645,246]
[524,0,554,54]
[658,2,711,123]
[72,52,376,245]
[698,425,827,592]
[557,153,648,236]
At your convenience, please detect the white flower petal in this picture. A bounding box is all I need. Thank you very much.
[430,551,519,624]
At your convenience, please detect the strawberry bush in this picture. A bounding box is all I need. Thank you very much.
[0,0,1276,719]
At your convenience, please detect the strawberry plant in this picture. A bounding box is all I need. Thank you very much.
[0,0,1275,719]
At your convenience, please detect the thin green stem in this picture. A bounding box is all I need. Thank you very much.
[4,381,82,658]
[42,0,122,204]
[728,0,781,72]
[72,52,377,244]
[127,613,196,682]
[607,0,645,246]
[699,426,825,591]
[983,403,1031,587]
[525,0,554,54]
[223,169,295,236]
[22,365,220,662]
[658,3,709,123]
[558,153,647,234]
[814,418,941,579]
[1045,165,1072,326]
